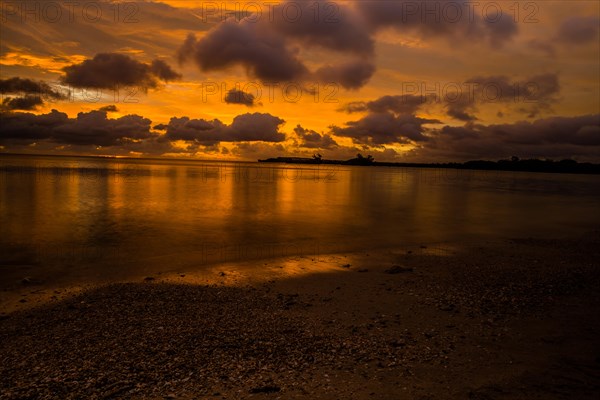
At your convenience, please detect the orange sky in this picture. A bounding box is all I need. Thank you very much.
[1,1,599,161]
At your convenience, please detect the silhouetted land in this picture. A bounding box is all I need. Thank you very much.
[259,155,600,174]
[2,153,598,174]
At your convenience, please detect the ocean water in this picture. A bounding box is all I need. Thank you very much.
[1,154,600,288]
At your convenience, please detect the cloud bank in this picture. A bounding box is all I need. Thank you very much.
[2,107,598,161]
[0,109,154,146]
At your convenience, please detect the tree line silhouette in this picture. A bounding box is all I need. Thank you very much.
[259,154,600,174]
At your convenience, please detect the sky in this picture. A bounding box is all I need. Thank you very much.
[0,0,599,162]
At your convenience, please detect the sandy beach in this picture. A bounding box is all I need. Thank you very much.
[1,232,599,399]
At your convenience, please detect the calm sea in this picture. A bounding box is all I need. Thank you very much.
[1,154,599,288]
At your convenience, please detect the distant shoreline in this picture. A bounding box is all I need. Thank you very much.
[259,156,600,175]
[1,152,599,174]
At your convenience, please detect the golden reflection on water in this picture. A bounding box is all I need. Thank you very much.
[1,154,600,311]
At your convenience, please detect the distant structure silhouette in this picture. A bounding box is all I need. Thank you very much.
[258,155,600,174]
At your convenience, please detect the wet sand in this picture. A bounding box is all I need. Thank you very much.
[1,233,599,399]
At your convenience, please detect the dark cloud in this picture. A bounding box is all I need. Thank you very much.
[314,60,376,90]
[0,109,154,146]
[467,73,559,102]
[177,25,307,82]
[0,109,69,142]
[498,115,600,146]
[228,113,286,142]
[224,89,258,106]
[177,1,376,89]
[340,94,429,115]
[62,53,181,89]
[56,112,154,146]
[446,73,560,121]
[355,0,518,46]
[339,102,369,114]
[271,0,374,56]
[2,95,44,111]
[558,16,600,44]
[150,60,183,81]
[331,112,440,145]
[230,142,288,160]
[98,105,119,113]
[333,92,441,145]
[165,117,222,143]
[520,73,560,101]
[419,114,600,160]
[165,113,286,144]
[0,77,65,99]
[294,125,338,149]
[444,93,478,122]
[0,77,67,111]
[485,11,519,47]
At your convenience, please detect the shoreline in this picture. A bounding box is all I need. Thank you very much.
[0,240,467,315]
[1,233,599,399]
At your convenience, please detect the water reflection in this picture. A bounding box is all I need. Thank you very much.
[1,154,600,289]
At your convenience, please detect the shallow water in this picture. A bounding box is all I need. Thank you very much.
[1,154,600,288]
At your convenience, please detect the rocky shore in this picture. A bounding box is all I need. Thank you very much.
[1,234,599,399]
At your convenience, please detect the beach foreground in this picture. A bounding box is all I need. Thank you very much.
[1,234,599,399]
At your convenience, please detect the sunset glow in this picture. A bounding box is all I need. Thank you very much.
[1,0,598,161]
